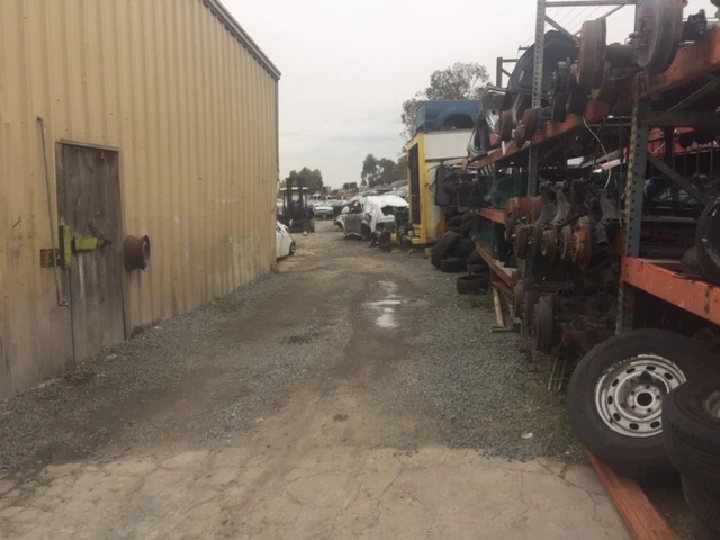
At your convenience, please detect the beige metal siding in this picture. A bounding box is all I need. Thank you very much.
[0,0,279,396]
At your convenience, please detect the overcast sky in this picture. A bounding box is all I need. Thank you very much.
[224,0,711,189]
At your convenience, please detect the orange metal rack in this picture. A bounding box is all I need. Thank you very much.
[474,20,720,540]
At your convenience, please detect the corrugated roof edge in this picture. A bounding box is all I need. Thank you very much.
[203,0,281,80]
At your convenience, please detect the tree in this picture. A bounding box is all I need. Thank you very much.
[392,155,408,182]
[377,158,396,186]
[401,62,489,140]
[360,154,407,188]
[287,167,323,192]
[401,98,424,141]
[361,154,380,187]
[424,62,489,101]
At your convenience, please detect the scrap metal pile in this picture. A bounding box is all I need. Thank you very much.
[467,0,720,361]
[448,3,720,534]
[471,2,719,158]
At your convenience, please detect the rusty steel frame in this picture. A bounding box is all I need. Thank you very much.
[473,29,720,171]
[476,11,720,334]
[585,451,675,540]
[622,259,720,326]
[473,4,720,537]
[477,207,505,224]
[475,244,518,288]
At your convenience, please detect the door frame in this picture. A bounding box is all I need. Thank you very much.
[54,139,129,364]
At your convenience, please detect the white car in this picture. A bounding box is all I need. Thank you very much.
[276,221,296,259]
[311,201,334,220]
[336,195,408,240]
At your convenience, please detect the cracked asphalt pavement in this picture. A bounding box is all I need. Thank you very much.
[0,221,629,539]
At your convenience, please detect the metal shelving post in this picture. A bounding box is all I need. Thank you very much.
[528,0,547,195]
[617,98,649,332]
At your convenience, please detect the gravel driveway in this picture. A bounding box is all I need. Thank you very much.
[0,221,627,539]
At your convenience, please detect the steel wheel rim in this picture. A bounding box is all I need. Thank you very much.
[704,390,720,419]
[594,355,685,438]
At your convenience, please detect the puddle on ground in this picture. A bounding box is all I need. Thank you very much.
[363,280,405,328]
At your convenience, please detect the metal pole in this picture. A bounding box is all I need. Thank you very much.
[617,98,649,333]
[496,56,504,87]
[37,117,67,307]
[528,0,546,196]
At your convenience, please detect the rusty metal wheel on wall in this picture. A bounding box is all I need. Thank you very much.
[499,109,514,142]
[578,18,606,89]
[514,224,528,259]
[541,225,558,263]
[571,226,592,271]
[635,0,684,74]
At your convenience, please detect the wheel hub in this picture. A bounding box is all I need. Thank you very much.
[704,390,720,419]
[594,355,685,438]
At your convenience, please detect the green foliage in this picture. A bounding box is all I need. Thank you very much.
[424,62,489,101]
[392,154,408,182]
[361,154,379,187]
[361,154,406,188]
[402,62,489,140]
[287,167,323,192]
[401,98,424,141]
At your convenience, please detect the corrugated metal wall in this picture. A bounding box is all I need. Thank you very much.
[0,0,280,397]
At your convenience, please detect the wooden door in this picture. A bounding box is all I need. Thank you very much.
[57,143,125,364]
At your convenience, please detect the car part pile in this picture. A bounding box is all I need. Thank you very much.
[464,1,720,505]
[493,2,716,150]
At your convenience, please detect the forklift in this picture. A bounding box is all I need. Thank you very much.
[277,177,315,234]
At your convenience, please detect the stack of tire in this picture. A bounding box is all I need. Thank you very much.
[663,378,720,539]
[431,212,477,274]
[566,330,720,538]
[567,331,715,471]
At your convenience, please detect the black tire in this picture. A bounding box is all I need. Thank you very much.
[696,199,720,285]
[447,215,463,228]
[663,378,720,486]
[681,477,720,540]
[459,212,475,237]
[532,300,554,353]
[440,258,468,273]
[468,264,489,275]
[567,330,717,478]
[681,246,702,276]
[431,232,461,269]
[452,239,476,259]
[467,250,484,265]
[457,275,487,295]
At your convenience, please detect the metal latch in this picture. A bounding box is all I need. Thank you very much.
[73,236,107,251]
[40,225,111,269]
